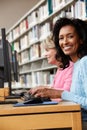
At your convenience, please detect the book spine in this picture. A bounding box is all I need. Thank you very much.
[47,0,53,15]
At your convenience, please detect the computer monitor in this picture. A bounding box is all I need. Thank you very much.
[12,50,18,82]
[0,28,18,96]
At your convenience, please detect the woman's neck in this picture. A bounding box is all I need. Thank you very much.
[70,55,79,63]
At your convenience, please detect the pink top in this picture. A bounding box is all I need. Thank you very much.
[51,61,73,102]
[52,61,73,91]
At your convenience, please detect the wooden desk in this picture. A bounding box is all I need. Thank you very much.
[0,101,82,130]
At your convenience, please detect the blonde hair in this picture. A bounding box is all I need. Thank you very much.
[44,33,55,49]
[43,33,63,68]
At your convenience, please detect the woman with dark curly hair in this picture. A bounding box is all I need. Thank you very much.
[53,17,87,129]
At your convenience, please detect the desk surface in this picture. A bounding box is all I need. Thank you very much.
[0,100,82,130]
[0,100,81,116]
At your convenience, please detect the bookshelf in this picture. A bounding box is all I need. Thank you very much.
[6,0,86,89]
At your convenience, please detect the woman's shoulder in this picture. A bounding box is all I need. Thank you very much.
[80,56,87,64]
[69,61,74,67]
[66,61,74,69]
[79,56,87,68]
[61,61,73,73]
[77,56,87,76]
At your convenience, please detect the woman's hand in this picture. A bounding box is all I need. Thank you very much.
[29,86,63,99]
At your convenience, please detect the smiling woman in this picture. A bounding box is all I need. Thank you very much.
[53,17,87,129]
[58,25,82,62]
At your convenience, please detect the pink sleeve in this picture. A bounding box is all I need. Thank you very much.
[62,66,73,91]
[53,61,73,91]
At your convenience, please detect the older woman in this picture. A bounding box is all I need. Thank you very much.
[29,33,73,100]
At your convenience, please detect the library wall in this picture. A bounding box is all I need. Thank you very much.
[6,0,87,89]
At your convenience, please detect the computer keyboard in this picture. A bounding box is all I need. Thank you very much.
[23,97,51,104]
[22,92,51,104]
[12,89,28,97]
[0,100,18,104]
[5,95,21,99]
[23,92,34,101]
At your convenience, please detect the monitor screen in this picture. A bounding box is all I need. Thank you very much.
[0,28,18,95]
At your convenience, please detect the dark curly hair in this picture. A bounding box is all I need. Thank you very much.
[53,17,87,68]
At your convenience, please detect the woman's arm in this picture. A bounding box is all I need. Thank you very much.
[62,56,87,109]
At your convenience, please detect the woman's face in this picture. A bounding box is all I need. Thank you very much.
[45,48,57,65]
[59,25,82,62]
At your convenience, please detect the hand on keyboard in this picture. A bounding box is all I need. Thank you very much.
[22,92,51,104]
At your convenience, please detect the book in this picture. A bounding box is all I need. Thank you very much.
[47,0,53,15]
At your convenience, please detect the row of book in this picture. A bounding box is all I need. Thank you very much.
[13,5,74,52]
[7,0,75,42]
[19,70,55,88]
[28,25,39,44]
[74,0,87,19]
[13,22,52,52]
[18,43,45,65]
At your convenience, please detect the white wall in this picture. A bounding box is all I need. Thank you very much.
[0,0,40,33]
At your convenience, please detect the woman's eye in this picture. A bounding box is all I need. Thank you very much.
[68,35,73,38]
[68,34,74,38]
[59,37,63,40]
